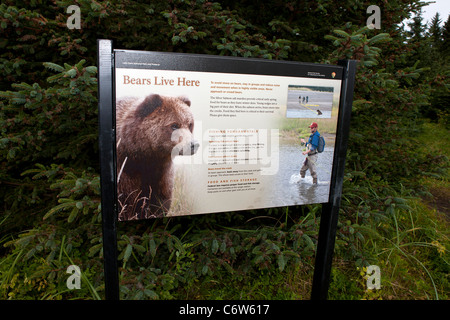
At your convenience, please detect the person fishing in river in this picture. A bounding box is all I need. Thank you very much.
[300,122,320,184]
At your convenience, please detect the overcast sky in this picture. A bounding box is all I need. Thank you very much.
[419,0,450,26]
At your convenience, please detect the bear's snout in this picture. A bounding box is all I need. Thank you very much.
[176,139,199,156]
[171,127,199,157]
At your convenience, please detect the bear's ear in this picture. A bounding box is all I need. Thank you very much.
[178,96,191,107]
[135,94,163,119]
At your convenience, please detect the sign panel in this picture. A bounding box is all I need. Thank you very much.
[113,50,343,220]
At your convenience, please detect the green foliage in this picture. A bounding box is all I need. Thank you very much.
[321,14,449,299]
[1,0,449,300]
[325,25,390,67]
[0,60,97,168]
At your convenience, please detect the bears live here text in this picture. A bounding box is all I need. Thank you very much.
[123,75,200,87]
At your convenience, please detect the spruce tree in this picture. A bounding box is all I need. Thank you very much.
[441,14,450,61]
[428,12,443,48]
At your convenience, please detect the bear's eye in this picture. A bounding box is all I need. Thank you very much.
[171,124,179,130]
[189,123,193,132]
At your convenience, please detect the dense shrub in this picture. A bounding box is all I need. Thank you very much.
[1,1,448,299]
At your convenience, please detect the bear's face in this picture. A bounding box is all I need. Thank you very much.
[135,94,199,158]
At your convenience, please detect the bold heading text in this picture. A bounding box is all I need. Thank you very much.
[123,75,200,87]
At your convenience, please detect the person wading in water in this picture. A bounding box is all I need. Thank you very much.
[300,122,320,184]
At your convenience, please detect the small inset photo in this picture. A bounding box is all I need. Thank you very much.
[286,85,334,118]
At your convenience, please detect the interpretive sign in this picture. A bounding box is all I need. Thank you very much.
[98,39,356,300]
[113,49,344,221]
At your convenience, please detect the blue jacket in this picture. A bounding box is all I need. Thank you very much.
[307,131,320,151]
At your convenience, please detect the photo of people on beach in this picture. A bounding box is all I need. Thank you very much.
[286,85,334,118]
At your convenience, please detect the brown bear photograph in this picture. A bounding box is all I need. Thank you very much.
[116,94,199,221]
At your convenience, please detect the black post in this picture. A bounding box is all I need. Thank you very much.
[98,39,120,300]
[311,60,357,300]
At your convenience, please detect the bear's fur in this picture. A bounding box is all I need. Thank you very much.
[116,94,199,220]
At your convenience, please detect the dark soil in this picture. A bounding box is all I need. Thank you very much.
[423,186,450,221]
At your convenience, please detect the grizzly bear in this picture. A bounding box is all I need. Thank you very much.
[116,94,199,220]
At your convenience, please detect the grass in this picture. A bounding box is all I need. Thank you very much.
[414,120,450,220]
[168,165,196,217]
[279,106,338,146]
[178,263,314,299]
[376,199,448,299]
[415,121,450,156]
[280,106,339,135]
[327,120,450,300]
[328,198,449,300]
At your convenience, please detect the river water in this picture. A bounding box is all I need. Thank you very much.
[267,143,334,207]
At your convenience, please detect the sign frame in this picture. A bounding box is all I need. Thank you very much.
[97,39,356,300]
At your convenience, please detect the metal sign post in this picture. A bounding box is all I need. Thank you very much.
[97,39,120,300]
[311,59,357,300]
